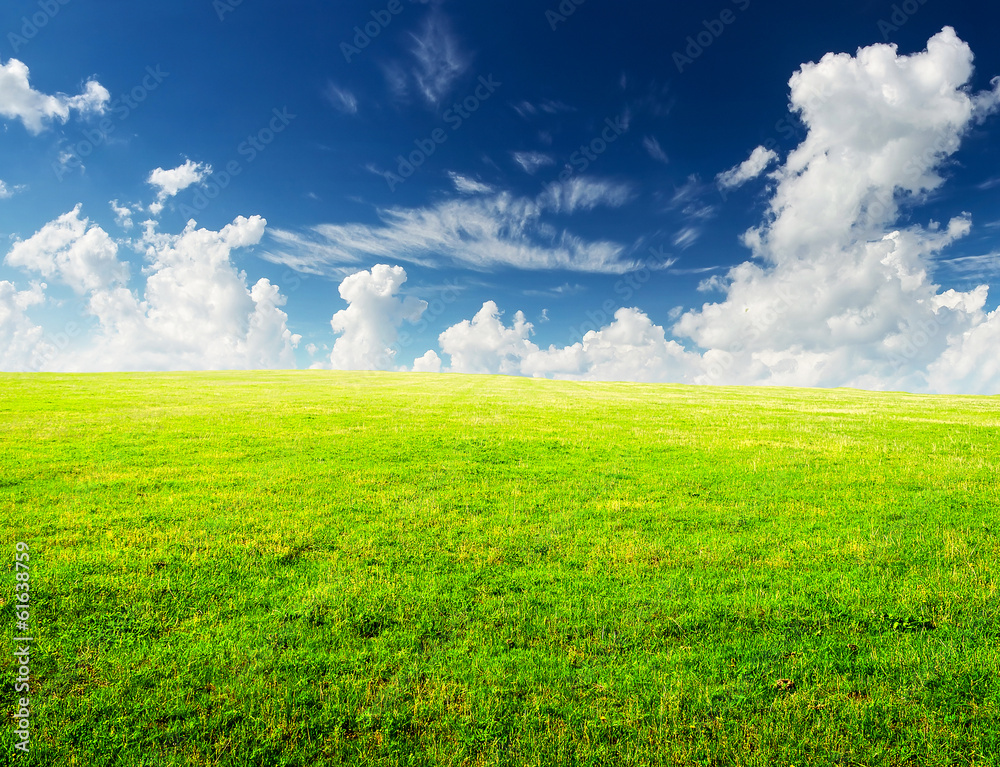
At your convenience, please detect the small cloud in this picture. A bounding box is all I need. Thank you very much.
[523,282,585,298]
[511,100,574,119]
[324,82,358,114]
[447,171,493,195]
[109,199,134,229]
[673,226,701,250]
[716,145,778,190]
[643,135,669,164]
[977,176,1000,190]
[0,179,25,199]
[512,151,555,175]
[147,159,212,206]
[412,349,442,373]
[934,252,1000,275]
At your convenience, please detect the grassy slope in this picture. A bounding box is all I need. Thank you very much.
[1,371,999,766]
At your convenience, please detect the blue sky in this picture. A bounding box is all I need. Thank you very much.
[2,0,1000,391]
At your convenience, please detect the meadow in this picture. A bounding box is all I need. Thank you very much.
[1,371,998,766]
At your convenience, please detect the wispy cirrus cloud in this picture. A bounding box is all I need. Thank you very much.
[511,150,555,174]
[447,171,493,195]
[511,99,575,119]
[324,82,358,114]
[642,135,669,164]
[540,177,633,214]
[263,179,638,276]
[408,10,468,106]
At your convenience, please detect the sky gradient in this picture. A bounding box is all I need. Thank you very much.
[2,0,1000,392]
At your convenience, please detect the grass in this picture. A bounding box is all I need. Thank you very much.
[1,370,999,766]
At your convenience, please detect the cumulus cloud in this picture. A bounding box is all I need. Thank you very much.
[0,180,25,199]
[0,281,48,371]
[147,160,212,204]
[412,349,442,373]
[438,301,536,375]
[109,200,135,230]
[0,58,109,134]
[675,27,1000,393]
[6,205,129,294]
[521,308,700,382]
[434,302,699,383]
[329,264,426,370]
[2,210,300,371]
[716,145,778,190]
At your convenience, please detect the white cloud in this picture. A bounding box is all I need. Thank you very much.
[643,135,669,164]
[109,199,135,230]
[2,211,300,371]
[0,180,25,199]
[147,160,212,203]
[674,27,1000,393]
[324,82,358,115]
[521,308,700,382]
[448,171,493,195]
[6,205,129,294]
[412,349,442,373]
[438,301,536,374]
[0,280,48,371]
[435,302,699,383]
[264,186,638,275]
[716,145,778,190]
[329,264,426,371]
[511,151,554,174]
[0,58,109,134]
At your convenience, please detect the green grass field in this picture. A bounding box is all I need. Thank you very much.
[2,371,999,766]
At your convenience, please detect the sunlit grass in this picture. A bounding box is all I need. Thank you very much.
[2,371,999,765]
